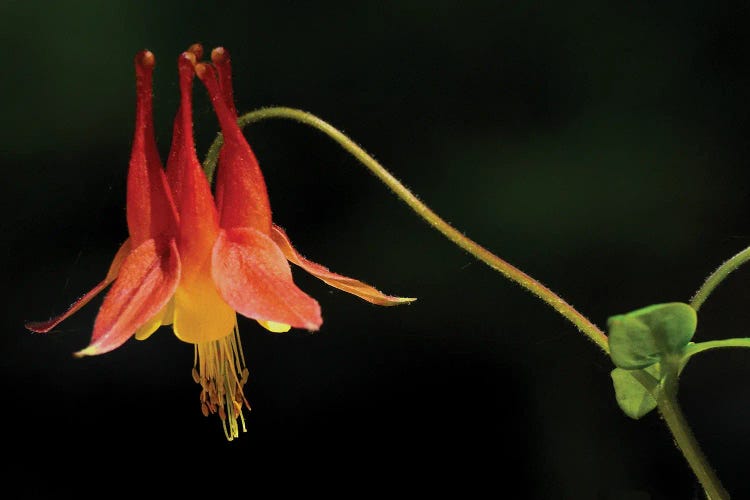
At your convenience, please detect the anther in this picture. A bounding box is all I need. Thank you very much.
[193,330,250,440]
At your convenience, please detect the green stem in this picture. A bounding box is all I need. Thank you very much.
[684,338,750,359]
[203,106,609,353]
[690,245,750,311]
[657,370,729,499]
[204,106,732,496]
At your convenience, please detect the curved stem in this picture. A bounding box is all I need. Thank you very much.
[203,106,609,353]
[657,371,729,499]
[691,245,750,311]
[684,338,750,359]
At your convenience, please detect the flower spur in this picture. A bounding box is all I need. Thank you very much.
[26,44,414,440]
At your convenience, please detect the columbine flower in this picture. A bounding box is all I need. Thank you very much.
[26,44,414,440]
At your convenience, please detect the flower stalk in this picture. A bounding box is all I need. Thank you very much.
[691,244,750,311]
[207,106,740,496]
[204,106,610,354]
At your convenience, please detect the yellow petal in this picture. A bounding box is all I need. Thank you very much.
[135,299,175,341]
[172,274,236,344]
[257,320,291,333]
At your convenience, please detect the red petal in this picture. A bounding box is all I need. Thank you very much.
[75,238,181,357]
[271,225,416,306]
[126,50,179,246]
[212,227,321,330]
[165,51,198,214]
[210,47,237,116]
[165,52,221,279]
[25,239,133,333]
[195,59,272,233]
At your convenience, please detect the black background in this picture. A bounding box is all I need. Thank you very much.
[3,1,750,498]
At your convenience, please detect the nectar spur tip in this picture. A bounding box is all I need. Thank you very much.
[136,50,155,69]
[180,50,197,66]
[211,46,228,63]
[193,61,211,80]
[187,43,204,60]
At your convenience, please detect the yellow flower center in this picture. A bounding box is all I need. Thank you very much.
[191,322,250,441]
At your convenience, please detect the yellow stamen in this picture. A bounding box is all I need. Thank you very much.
[192,321,250,441]
[258,320,291,333]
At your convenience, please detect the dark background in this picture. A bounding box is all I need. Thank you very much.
[3,1,750,498]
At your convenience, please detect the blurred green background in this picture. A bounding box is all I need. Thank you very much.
[3,1,750,498]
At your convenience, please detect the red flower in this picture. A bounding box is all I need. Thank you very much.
[26,45,413,440]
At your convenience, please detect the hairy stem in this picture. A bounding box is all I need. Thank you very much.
[203,106,608,353]
[657,369,729,499]
[691,245,750,311]
[684,338,750,360]
[203,106,734,495]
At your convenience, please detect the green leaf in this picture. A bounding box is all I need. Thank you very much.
[607,302,697,369]
[611,364,661,419]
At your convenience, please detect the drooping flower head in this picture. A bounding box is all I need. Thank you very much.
[26,44,414,441]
